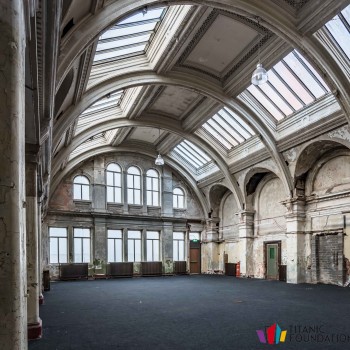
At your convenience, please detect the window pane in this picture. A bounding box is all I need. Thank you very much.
[134,190,141,204]
[135,239,141,262]
[74,228,90,238]
[128,231,141,239]
[326,15,350,59]
[173,241,178,261]
[73,184,81,200]
[147,240,153,261]
[173,232,184,240]
[49,227,67,237]
[108,239,115,262]
[127,174,134,187]
[115,239,123,262]
[74,239,82,262]
[153,191,159,206]
[179,241,185,261]
[146,177,152,189]
[153,178,159,189]
[107,163,121,172]
[148,231,159,239]
[108,230,122,239]
[147,191,152,206]
[82,239,90,262]
[115,188,122,203]
[134,175,141,189]
[173,195,177,208]
[114,173,121,187]
[128,240,135,262]
[50,238,58,263]
[127,189,134,204]
[106,172,113,185]
[153,240,159,261]
[59,238,68,263]
[107,186,114,202]
[82,185,89,200]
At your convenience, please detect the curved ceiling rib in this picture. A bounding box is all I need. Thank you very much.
[53,71,294,194]
[56,0,350,124]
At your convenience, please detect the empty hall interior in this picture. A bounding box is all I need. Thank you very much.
[1,0,350,349]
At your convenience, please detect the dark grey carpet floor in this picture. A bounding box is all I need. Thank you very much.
[29,275,350,350]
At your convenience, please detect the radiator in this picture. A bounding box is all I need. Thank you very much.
[59,263,89,280]
[141,262,162,276]
[107,262,134,277]
[174,261,187,275]
[225,263,237,276]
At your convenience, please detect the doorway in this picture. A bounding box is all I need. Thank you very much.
[265,241,281,280]
[190,240,201,274]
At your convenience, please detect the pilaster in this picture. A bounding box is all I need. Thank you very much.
[238,211,255,277]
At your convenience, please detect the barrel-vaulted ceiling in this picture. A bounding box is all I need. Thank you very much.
[51,0,350,206]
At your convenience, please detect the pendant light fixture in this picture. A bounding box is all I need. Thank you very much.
[251,22,268,86]
[155,127,164,166]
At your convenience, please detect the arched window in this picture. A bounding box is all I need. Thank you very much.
[146,169,160,206]
[173,187,185,209]
[73,175,90,200]
[127,166,141,205]
[106,163,122,203]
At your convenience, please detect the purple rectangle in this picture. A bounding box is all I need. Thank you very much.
[256,330,266,343]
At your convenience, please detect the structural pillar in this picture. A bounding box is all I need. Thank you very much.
[282,196,306,284]
[26,147,42,339]
[0,0,28,348]
[238,211,255,277]
[202,218,221,273]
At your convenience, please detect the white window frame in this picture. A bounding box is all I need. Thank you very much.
[73,228,91,263]
[173,187,185,209]
[146,169,160,207]
[146,231,160,262]
[106,163,122,203]
[173,232,185,261]
[107,229,123,262]
[49,227,68,264]
[127,230,142,262]
[127,166,142,205]
[73,175,90,201]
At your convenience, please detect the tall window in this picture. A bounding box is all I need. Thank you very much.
[147,231,160,261]
[73,228,91,263]
[173,188,185,209]
[127,166,141,204]
[49,227,68,263]
[128,230,141,262]
[106,163,122,203]
[107,229,123,262]
[73,175,90,200]
[146,169,160,206]
[173,232,185,261]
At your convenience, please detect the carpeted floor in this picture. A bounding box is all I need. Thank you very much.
[29,275,350,350]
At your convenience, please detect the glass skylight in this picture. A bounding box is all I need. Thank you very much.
[93,8,166,64]
[173,140,212,168]
[239,50,330,121]
[201,108,255,151]
[75,91,123,134]
[325,5,350,59]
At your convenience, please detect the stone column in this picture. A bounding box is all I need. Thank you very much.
[162,222,173,274]
[93,219,107,274]
[92,157,106,212]
[282,196,306,284]
[238,211,255,277]
[202,218,220,273]
[26,147,42,339]
[162,168,173,217]
[0,0,27,348]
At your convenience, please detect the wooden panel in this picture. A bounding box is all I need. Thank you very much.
[279,265,287,282]
[190,248,200,274]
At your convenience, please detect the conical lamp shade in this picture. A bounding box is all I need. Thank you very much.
[251,63,268,85]
[155,154,164,166]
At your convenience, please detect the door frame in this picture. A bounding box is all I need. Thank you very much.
[189,240,201,274]
[264,240,281,280]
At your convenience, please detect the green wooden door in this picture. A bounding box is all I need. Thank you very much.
[266,243,278,279]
